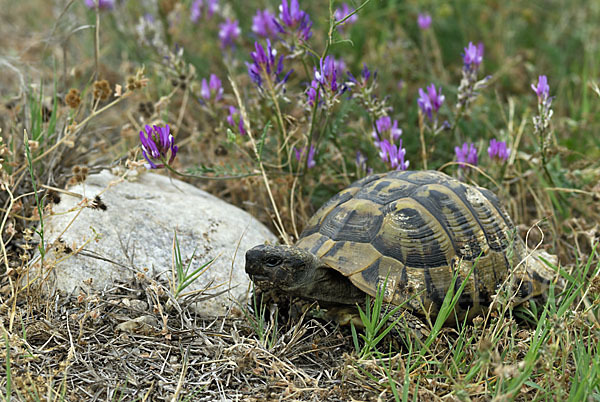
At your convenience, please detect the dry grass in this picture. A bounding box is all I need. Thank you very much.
[1,0,600,400]
[0,273,376,401]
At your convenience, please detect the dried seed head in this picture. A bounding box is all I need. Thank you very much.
[71,165,88,184]
[126,76,136,90]
[93,79,112,101]
[65,88,81,108]
[138,101,155,118]
[126,71,147,91]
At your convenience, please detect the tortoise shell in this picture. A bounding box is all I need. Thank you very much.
[295,170,527,319]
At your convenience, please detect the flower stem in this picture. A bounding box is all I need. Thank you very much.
[163,164,260,180]
[418,111,428,170]
[229,76,290,243]
[263,71,287,163]
[304,93,320,173]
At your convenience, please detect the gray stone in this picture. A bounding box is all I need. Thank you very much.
[33,170,276,315]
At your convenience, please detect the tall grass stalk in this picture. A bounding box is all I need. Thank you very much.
[2,334,11,402]
[23,130,45,263]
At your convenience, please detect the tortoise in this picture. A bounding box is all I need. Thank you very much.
[245,170,557,338]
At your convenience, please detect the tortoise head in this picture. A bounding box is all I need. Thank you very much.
[245,244,364,305]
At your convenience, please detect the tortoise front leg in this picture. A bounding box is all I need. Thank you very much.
[388,307,430,341]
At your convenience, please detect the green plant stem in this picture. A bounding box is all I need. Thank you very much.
[451,104,465,144]
[321,0,372,60]
[300,56,312,79]
[418,111,428,170]
[316,113,331,153]
[303,94,321,173]
[163,164,260,180]
[24,130,45,265]
[537,107,563,204]
[321,0,335,60]
[263,73,287,163]
[94,4,100,80]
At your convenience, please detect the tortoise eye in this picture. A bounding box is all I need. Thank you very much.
[265,256,282,267]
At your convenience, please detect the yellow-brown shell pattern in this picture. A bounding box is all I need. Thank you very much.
[295,170,527,319]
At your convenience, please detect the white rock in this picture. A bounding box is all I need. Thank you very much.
[33,170,276,315]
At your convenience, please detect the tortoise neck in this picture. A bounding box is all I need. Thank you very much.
[307,261,366,306]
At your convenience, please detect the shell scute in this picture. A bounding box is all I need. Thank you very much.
[381,199,451,269]
[319,240,380,276]
[318,198,383,243]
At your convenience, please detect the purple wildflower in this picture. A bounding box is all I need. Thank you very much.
[84,0,114,10]
[355,151,371,174]
[531,75,553,153]
[306,79,320,106]
[315,56,339,93]
[294,145,316,168]
[372,115,408,170]
[417,83,445,120]
[190,0,202,22]
[457,42,489,111]
[334,3,358,28]
[306,146,316,168]
[219,19,241,48]
[373,116,402,143]
[374,116,391,138]
[346,64,388,116]
[531,75,550,103]
[333,58,347,76]
[139,124,178,169]
[226,106,246,135]
[488,139,510,162]
[463,42,484,70]
[390,120,402,141]
[191,0,218,22]
[361,64,371,81]
[455,142,478,168]
[308,56,348,108]
[417,13,432,30]
[347,64,375,88]
[276,0,312,41]
[247,40,292,89]
[200,74,223,102]
[378,139,409,171]
[206,0,218,16]
[252,9,278,38]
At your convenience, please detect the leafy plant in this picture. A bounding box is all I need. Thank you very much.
[170,231,216,299]
[351,276,416,359]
